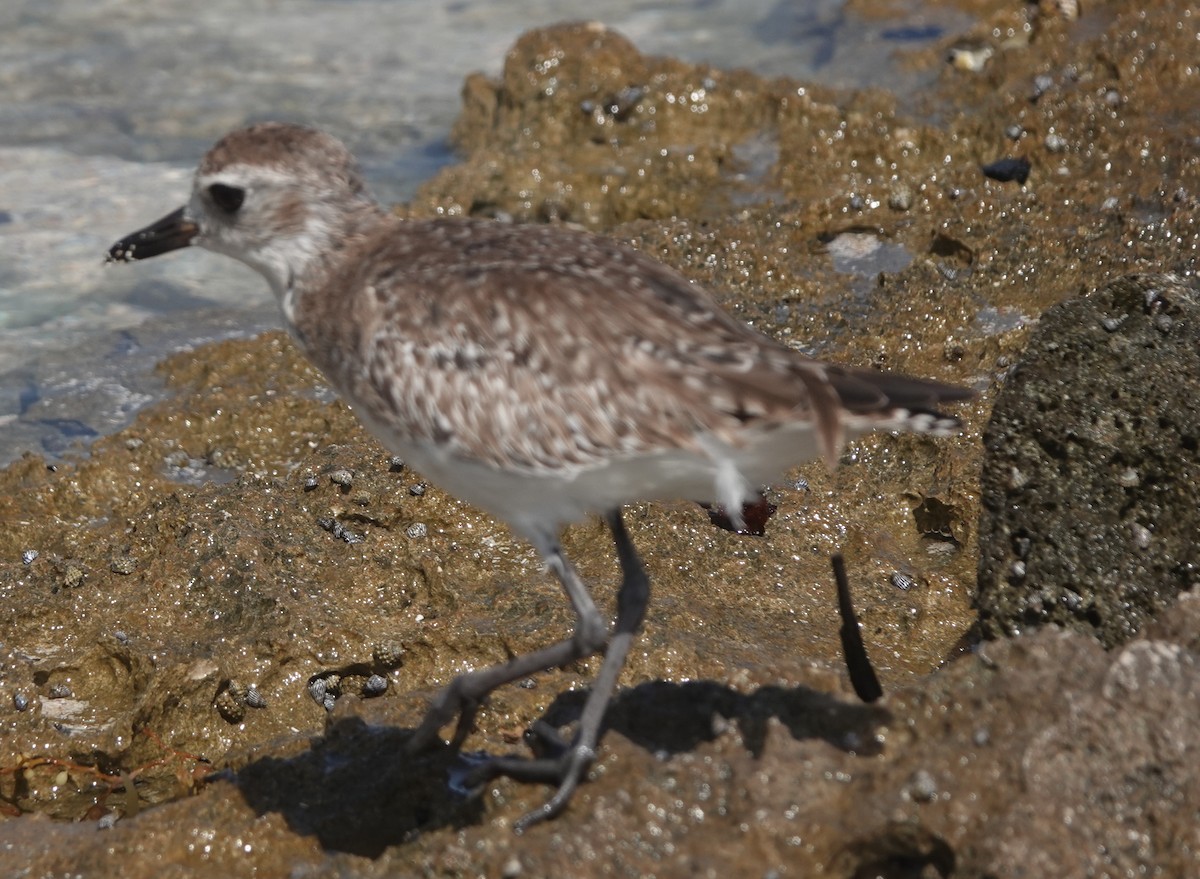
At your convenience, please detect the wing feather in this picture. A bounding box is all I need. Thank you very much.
[297,218,968,474]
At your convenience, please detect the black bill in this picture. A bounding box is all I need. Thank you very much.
[106,206,198,262]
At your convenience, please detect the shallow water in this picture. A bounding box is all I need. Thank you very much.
[0,0,964,466]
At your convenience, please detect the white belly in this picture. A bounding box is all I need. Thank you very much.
[389,421,827,550]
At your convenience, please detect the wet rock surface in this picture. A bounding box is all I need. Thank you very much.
[6,600,1199,877]
[2,2,1199,876]
[978,274,1200,646]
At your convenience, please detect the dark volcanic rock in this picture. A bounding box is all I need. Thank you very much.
[978,274,1200,647]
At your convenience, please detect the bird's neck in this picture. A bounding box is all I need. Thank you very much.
[273,199,389,326]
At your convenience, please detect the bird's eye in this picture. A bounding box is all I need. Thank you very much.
[208,183,245,213]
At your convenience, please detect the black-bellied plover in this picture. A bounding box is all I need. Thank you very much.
[108,122,972,830]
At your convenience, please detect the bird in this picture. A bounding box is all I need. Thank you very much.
[107,121,972,831]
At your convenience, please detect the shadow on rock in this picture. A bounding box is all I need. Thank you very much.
[533,678,891,758]
[232,716,482,858]
[839,821,957,879]
[230,679,885,856]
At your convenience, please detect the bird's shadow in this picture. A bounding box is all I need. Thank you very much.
[231,716,477,857]
[543,678,889,759]
[231,679,890,857]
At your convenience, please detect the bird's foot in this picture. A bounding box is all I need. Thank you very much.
[468,734,597,833]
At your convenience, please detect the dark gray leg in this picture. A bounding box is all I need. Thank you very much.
[406,535,610,754]
[491,510,651,832]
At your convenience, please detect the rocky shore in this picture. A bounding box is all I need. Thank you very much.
[2,2,1198,875]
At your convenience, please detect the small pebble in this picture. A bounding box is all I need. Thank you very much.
[307,678,328,705]
[888,184,913,211]
[214,687,245,723]
[1131,523,1152,550]
[97,811,120,830]
[373,641,405,667]
[907,769,938,802]
[982,157,1031,184]
[1032,73,1054,101]
[163,450,188,469]
[947,44,993,73]
[1144,286,1169,313]
[1005,124,1024,141]
[1044,132,1068,153]
[1047,0,1080,22]
[317,517,365,544]
[109,556,137,575]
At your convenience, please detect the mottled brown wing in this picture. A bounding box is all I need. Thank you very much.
[336,219,960,472]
